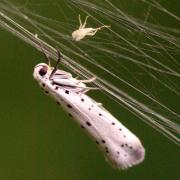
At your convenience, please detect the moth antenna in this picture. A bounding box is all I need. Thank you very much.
[49,49,62,79]
[36,40,51,66]
[42,49,51,66]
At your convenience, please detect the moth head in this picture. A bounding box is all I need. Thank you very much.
[33,63,50,80]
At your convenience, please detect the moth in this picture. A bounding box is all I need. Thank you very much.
[33,50,145,170]
[72,14,110,41]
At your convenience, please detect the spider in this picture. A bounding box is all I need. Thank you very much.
[72,14,110,41]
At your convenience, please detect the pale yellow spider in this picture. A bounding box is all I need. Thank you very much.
[72,14,110,41]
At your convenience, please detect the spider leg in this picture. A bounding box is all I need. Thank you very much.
[78,14,82,29]
[82,15,90,29]
[96,25,111,30]
[87,29,99,36]
[87,25,110,36]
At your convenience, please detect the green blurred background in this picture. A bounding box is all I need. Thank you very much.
[0,0,179,180]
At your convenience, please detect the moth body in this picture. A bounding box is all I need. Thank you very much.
[33,62,145,170]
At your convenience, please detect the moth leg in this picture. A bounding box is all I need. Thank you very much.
[78,87,99,94]
[78,77,96,83]
[79,89,89,94]
[96,103,102,106]
[75,76,80,79]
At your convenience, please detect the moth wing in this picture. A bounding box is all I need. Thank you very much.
[53,79,78,87]
[95,110,145,169]
[66,93,145,170]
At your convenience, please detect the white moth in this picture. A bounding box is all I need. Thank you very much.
[72,14,110,41]
[33,50,145,170]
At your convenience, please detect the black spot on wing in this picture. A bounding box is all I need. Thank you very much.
[101,140,106,143]
[56,102,61,105]
[68,113,73,117]
[80,125,85,129]
[86,122,91,126]
[65,90,69,94]
[45,91,49,94]
[105,147,109,153]
[67,104,72,108]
